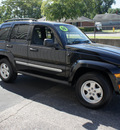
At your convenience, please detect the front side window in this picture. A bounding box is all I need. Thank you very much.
[55,25,91,45]
[0,25,10,41]
[32,25,59,47]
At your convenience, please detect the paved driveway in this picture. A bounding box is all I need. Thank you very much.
[0,75,120,129]
[0,74,55,112]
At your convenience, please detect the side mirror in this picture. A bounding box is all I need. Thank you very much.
[44,39,54,47]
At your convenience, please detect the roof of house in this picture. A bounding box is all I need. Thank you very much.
[61,16,93,22]
[38,16,93,23]
[38,17,46,21]
[93,14,120,22]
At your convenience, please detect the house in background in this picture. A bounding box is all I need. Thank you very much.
[38,16,94,27]
[61,16,94,27]
[93,14,120,29]
[38,17,46,21]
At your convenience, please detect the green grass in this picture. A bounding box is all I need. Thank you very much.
[89,36,120,39]
[102,29,120,33]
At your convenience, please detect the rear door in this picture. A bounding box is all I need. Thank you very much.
[6,24,30,70]
[0,24,11,49]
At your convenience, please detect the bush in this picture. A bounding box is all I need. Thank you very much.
[79,27,94,32]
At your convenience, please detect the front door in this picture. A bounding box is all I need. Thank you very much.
[28,25,66,78]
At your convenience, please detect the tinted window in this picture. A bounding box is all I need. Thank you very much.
[11,25,18,39]
[45,27,53,39]
[0,25,10,40]
[32,26,60,47]
[11,24,29,40]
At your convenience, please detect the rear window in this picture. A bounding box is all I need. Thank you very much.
[0,25,11,41]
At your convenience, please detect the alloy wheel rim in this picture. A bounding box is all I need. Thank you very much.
[81,80,103,104]
[0,63,10,79]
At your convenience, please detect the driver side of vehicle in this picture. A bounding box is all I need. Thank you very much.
[27,25,67,78]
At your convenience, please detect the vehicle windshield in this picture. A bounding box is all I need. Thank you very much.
[55,25,91,45]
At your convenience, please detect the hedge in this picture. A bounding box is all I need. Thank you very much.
[79,27,94,32]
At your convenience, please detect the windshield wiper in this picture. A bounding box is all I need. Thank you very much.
[82,40,90,43]
[72,41,82,44]
[72,40,90,44]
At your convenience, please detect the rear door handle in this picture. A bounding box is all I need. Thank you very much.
[30,48,38,52]
[6,44,13,48]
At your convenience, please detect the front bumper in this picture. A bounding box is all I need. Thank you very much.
[115,78,120,94]
[112,74,120,94]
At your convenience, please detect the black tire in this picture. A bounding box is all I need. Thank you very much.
[76,72,113,109]
[0,58,17,83]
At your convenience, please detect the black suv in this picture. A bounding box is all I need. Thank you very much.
[0,19,120,109]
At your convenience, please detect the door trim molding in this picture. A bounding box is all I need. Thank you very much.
[16,61,62,73]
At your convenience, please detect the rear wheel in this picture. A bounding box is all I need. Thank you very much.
[76,72,113,109]
[0,59,17,83]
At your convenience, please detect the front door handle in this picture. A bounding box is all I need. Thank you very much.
[6,44,13,48]
[30,48,38,52]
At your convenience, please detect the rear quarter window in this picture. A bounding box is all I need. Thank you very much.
[0,25,11,41]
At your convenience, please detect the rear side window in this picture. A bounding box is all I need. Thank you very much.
[11,24,29,40]
[11,25,18,39]
[0,25,10,41]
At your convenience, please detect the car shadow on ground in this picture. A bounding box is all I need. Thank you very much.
[0,74,120,129]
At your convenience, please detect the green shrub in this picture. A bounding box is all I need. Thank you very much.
[79,27,84,32]
[79,27,94,32]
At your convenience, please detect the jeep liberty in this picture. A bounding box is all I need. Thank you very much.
[0,19,120,109]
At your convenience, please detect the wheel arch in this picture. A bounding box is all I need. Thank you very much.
[0,53,16,71]
[0,55,9,61]
[72,67,112,86]
[69,60,119,93]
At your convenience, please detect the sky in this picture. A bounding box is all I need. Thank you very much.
[0,0,120,9]
[112,0,120,8]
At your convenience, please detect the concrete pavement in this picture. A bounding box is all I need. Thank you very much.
[0,75,120,130]
[0,74,55,112]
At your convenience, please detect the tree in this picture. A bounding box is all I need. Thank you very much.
[1,0,42,21]
[82,0,96,19]
[41,0,115,22]
[0,2,13,23]
[93,0,115,14]
[0,0,115,23]
[108,8,120,14]
[41,0,85,22]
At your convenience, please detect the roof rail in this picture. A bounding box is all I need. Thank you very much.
[4,18,37,22]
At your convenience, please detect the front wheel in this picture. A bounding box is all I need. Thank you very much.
[0,59,17,83]
[76,72,113,109]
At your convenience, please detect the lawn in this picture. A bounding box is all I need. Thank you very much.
[102,29,120,33]
[89,36,120,39]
